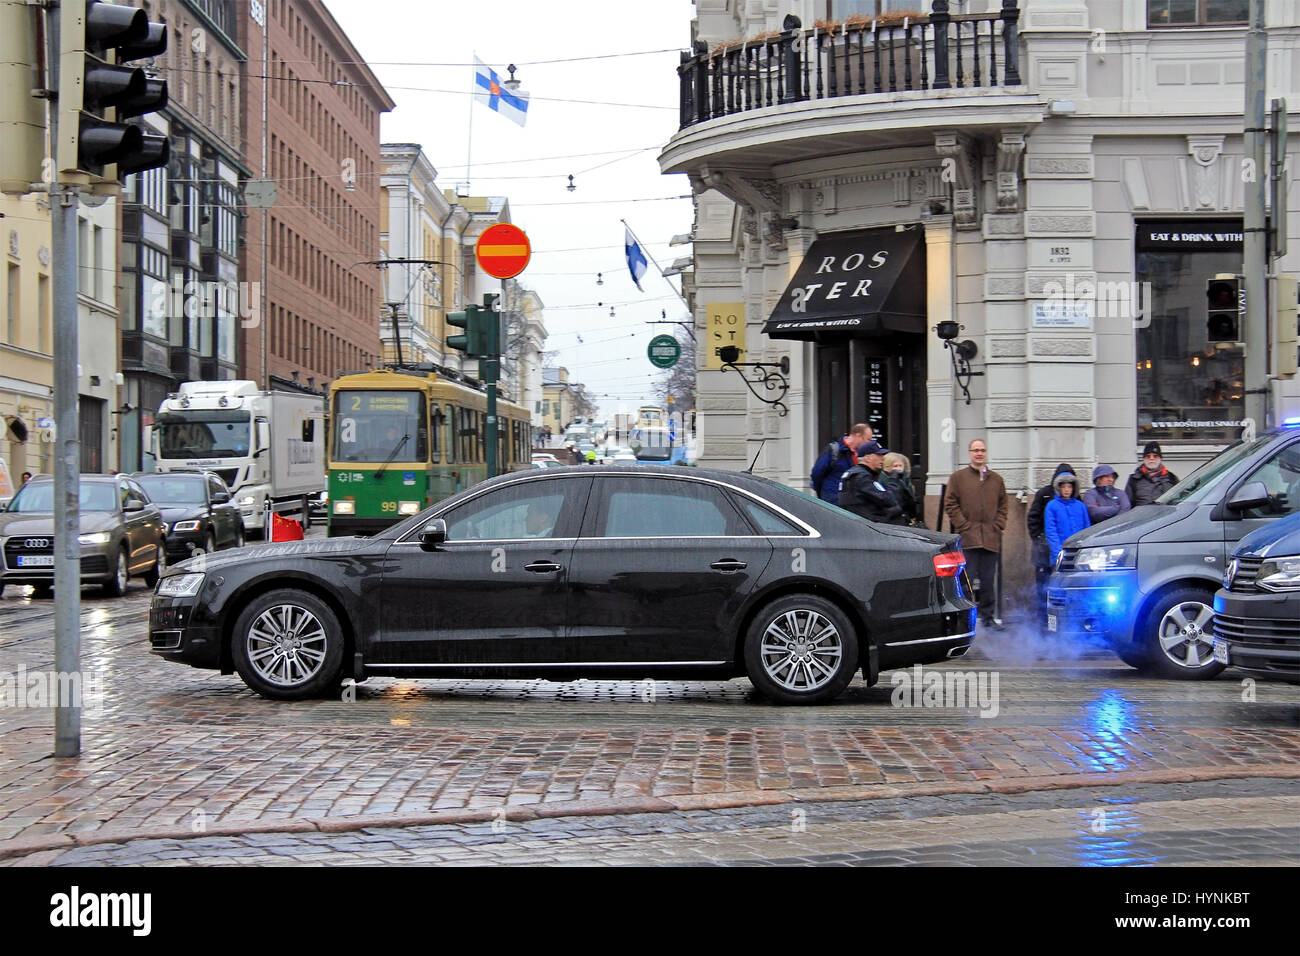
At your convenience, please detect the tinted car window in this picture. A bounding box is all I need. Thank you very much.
[732,494,804,535]
[139,477,205,504]
[597,478,748,537]
[1239,441,1300,519]
[208,476,227,500]
[444,480,572,541]
[1159,435,1272,505]
[7,482,116,512]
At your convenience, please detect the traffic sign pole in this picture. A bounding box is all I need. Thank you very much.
[474,226,530,478]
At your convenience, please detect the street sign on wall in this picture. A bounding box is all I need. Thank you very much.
[647,335,681,369]
[475,223,531,279]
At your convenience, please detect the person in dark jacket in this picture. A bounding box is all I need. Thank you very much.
[1027,462,1076,618]
[1081,464,1132,524]
[1044,473,1091,567]
[1125,442,1179,507]
[837,441,901,523]
[809,423,871,505]
[881,452,918,525]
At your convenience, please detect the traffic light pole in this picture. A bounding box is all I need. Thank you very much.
[484,289,501,479]
[1243,0,1269,428]
[49,5,83,759]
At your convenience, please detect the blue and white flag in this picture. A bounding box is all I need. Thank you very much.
[625,225,648,291]
[473,56,529,127]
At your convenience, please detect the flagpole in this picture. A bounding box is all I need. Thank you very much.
[465,53,476,193]
[622,218,689,310]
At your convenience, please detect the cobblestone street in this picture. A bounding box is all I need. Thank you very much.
[2,586,1298,865]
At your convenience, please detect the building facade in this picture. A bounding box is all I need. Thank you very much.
[237,0,394,394]
[661,0,1300,592]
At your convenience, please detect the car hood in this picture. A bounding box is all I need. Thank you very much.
[0,511,120,536]
[166,534,374,574]
[1233,512,1300,558]
[158,505,206,523]
[1061,502,1195,548]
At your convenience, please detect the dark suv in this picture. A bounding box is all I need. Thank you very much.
[1047,423,1300,679]
[135,471,245,561]
[1212,511,1300,683]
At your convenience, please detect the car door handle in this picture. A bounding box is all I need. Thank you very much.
[710,559,748,572]
[524,561,563,574]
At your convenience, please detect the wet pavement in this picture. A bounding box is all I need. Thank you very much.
[1,582,1298,864]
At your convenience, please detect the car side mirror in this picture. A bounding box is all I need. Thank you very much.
[418,518,447,551]
[1226,480,1270,513]
[212,490,231,504]
[124,499,144,512]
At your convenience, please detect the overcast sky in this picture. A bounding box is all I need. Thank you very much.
[323,0,698,418]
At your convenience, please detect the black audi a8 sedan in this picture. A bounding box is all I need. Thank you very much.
[151,466,977,705]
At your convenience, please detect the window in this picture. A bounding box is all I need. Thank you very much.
[6,263,17,343]
[597,478,749,537]
[1147,0,1248,26]
[1239,441,1300,519]
[827,0,917,16]
[733,494,804,535]
[444,481,571,541]
[37,274,49,351]
[1135,220,1245,446]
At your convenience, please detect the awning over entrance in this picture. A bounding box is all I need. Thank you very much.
[762,228,927,340]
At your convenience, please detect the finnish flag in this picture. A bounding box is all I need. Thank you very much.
[625,226,648,291]
[473,57,529,127]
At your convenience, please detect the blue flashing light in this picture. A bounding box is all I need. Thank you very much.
[1283,417,1300,427]
[1105,591,1120,605]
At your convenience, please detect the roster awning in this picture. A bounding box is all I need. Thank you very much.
[762,228,927,340]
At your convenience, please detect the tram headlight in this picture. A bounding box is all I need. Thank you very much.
[333,500,355,515]
[399,501,420,515]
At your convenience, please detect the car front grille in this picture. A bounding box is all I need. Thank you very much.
[1226,557,1264,593]
[3,539,108,576]
[1213,613,1300,648]
[1056,548,1078,572]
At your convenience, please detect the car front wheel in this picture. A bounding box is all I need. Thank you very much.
[743,594,858,705]
[1141,587,1226,680]
[231,589,344,700]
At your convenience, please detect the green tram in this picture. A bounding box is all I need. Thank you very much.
[326,368,532,536]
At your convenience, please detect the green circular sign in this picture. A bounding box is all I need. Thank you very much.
[647,334,681,369]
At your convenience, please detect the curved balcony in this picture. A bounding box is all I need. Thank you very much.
[661,2,1044,178]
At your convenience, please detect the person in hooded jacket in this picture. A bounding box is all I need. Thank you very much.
[1044,472,1091,567]
[1125,442,1179,507]
[1081,464,1132,525]
[881,452,918,526]
[1027,462,1076,615]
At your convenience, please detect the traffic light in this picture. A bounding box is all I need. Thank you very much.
[1206,275,1242,343]
[57,1,169,182]
[480,293,503,355]
[446,303,486,357]
[0,0,47,194]
[1273,274,1298,379]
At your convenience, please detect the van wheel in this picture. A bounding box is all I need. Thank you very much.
[1141,587,1226,680]
[743,594,858,705]
[1112,642,1150,671]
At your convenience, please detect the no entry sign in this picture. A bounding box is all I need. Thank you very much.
[475,223,531,279]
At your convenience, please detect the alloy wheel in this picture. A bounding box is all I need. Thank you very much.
[1156,600,1216,668]
[245,603,329,687]
[759,608,844,693]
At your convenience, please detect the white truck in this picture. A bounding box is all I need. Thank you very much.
[151,381,325,536]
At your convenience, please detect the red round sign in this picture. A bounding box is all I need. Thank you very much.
[475,223,531,279]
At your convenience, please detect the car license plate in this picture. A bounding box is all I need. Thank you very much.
[1213,639,1229,665]
[1046,613,1057,632]
[17,555,54,567]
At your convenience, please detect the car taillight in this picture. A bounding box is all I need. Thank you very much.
[933,552,965,577]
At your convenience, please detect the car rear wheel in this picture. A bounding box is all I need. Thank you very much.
[231,589,344,700]
[203,531,216,553]
[235,525,245,548]
[1141,587,1226,680]
[743,594,858,705]
[143,541,165,588]
[102,545,130,597]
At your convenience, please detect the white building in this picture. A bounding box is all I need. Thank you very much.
[661,0,1300,586]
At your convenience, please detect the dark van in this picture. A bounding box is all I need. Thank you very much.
[1212,511,1300,683]
[1046,422,1300,679]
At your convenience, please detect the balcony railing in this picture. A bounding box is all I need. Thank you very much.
[678,1,1022,130]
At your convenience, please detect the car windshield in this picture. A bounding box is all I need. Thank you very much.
[137,477,206,505]
[1157,435,1274,505]
[7,482,117,512]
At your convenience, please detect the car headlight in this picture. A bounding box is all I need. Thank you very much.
[155,572,205,597]
[1257,554,1300,591]
[171,520,202,532]
[78,531,111,545]
[1074,546,1135,571]
[238,495,256,507]
[333,500,355,515]
[399,501,420,515]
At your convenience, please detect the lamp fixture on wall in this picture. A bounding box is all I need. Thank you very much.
[716,345,789,417]
[935,321,983,405]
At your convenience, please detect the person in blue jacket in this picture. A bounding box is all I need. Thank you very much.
[1044,472,1091,566]
[809,423,871,504]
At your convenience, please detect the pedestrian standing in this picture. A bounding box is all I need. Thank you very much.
[881,452,918,525]
[809,423,872,505]
[944,438,1008,630]
[1044,473,1091,567]
[1125,442,1179,506]
[1081,465,1132,525]
[838,441,901,523]
[1027,462,1076,616]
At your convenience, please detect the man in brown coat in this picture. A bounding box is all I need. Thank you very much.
[944,438,1008,630]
